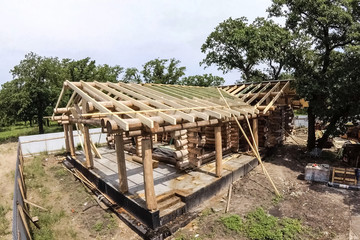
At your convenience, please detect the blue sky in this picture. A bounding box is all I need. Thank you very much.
[0,0,272,86]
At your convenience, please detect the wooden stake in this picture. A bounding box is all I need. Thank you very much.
[225,183,233,213]
[83,125,94,168]
[63,124,70,153]
[217,88,281,197]
[68,124,76,157]
[215,126,223,177]
[115,133,128,193]
[142,138,157,210]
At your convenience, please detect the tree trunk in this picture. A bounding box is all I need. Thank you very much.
[317,113,342,149]
[307,104,316,150]
[38,110,44,134]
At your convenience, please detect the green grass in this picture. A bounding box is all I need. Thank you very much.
[220,208,303,240]
[31,208,66,240]
[0,121,63,143]
[0,204,10,236]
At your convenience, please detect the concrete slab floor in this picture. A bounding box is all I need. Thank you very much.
[75,147,256,207]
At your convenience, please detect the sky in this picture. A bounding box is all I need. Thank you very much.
[0,0,272,86]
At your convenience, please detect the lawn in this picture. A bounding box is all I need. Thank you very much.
[0,122,63,143]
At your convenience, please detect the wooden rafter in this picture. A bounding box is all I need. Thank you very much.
[255,81,281,108]
[246,82,271,104]
[263,81,290,114]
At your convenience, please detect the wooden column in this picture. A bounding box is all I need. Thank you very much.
[142,138,157,210]
[115,133,128,193]
[63,124,70,153]
[215,126,222,177]
[68,124,76,157]
[83,125,94,168]
[252,118,259,148]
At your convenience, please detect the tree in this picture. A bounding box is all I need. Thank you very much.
[141,58,186,84]
[122,67,142,83]
[268,0,360,149]
[10,52,63,134]
[181,74,225,87]
[200,17,293,81]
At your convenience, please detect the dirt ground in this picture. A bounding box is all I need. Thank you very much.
[172,130,359,240]
[0,142,18,240]
[2,129,359,240]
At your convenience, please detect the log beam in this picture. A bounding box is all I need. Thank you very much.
[215,126,222,177]
[115,133,128,193]
[83,125,94,168]
[68,124,76,157]
[142,138,157,210]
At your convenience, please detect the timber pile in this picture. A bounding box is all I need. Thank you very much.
[171,130,189,169]
[264,106,294,147]
[136,136,143,157]
[222,122,232,149]
[187,128,204,168]
[204,126,215,149]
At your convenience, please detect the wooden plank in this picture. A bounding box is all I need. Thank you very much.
[263,81,290,114]
[17,204,32,240]
[255,81,281,108]
[246,82,271,104]
[121,83,210,120]
[142,138,157,210]
[108,82,195,122]
[96,82,177,125]
[240,82,262,101]
[230,85,246,95]
[237,83,254,96]
[115,134,128,193]
[66,81,129,131]
[227,85,239,94]
[215,126,222,177]
[81,81,155,129]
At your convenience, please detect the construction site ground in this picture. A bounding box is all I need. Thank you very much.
[1,128,359,239]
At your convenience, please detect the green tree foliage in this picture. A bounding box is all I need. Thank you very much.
[141,58,186,84]
[268,0,360,149]
[0,53,124,133]
[122,67,142,83]
[8,52,63,134]
[181,74,225,86]
[201,17,293,81]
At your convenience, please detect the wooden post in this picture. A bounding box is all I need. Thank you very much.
[63,124,70,153]
[215,126,222,177]
[83,125,94,168]
[115,133,128,193]
[68,124,76,157]
[252,118,259,148]
[142,138,157,210]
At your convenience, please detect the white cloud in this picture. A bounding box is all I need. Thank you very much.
[0,0,272,86]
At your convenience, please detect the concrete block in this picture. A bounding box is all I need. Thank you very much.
[305,163,330,182]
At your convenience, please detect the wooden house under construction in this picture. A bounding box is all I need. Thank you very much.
[52,80,298,234]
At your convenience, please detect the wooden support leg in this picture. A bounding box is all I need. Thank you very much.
[68,124,76,157]
[115,134,128,193]
[215,126,222,177]
[252,118,259,149]
[63,124,70,153]
[83,125,94,169]
[142,138,157,210]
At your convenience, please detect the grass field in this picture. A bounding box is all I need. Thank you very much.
[0,122,63,143]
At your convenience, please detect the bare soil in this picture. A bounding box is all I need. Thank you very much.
[0,142,18,240]
[172,130,359,239]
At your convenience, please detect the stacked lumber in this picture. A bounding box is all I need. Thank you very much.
[222,122,232,149]
[136,136,143,157]
[106,133,132,149]
[204,126,215,149]
[171,130,189,169]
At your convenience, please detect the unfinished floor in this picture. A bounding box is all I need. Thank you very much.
[70,147,257,230]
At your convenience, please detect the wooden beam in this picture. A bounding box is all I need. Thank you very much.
[240,82,262,101]
[230,84,246,95]
[68,124,76,157]
[121,83,209,120]
[81,81,155,129]
[252,118,259,147]
[66,81,130,131]
[263,81,290,114]
[95,82,177,125]
[108,82,195,122]
[63,124,70,153]
[115,134,128,193]
[236,83,253,96]
[246,82,272,104]
[142,138,157,210]
[255,81,281,108]
[215,126,222,177]
[83,124,94,168]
